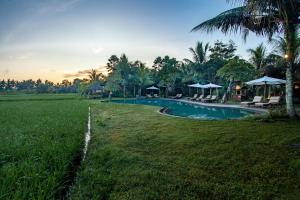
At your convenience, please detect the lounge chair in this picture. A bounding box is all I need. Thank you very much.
[201,95,211,102]
[255,96,281,107]
[241,96,262,106]
[187,94,198,100]
[171,94,181,99]
[146,94,153,98]
[203,95,217,103]
[174,94,183,99]
[195,94,204,101]
[153,94,159,98]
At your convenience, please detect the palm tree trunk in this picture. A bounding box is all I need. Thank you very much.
[221,78,233,104]
[139,87,142,96]
[286,66,296,117]
[285,23,297,118]
[123,85,126,98]
[133,86,136,97]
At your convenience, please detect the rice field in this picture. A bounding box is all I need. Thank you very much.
[0,94,89,199]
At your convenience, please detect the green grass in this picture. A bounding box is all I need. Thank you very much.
[0,95,89,199]
[70,102,300,200]
[0,93,82,101]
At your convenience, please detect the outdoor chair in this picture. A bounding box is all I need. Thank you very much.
[201,95,211,102]
[146,94,153,98]
[171,94,180,99]
[153,94,159,98]
[195,94,204,101]
[203,95,217,103]
[255,96,281,108]
[241,96,262,106]
[174,94,183,99]
[187,94,198,100]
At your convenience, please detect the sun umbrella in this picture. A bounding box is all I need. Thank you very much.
[188,83,205,95]
[146,86,159,90]
[203,83,222,95]
[246,76,286,99]
[146,86,159,96]
[245,76,286,85]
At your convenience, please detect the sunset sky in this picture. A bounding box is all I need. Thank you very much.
[0,0,269,83]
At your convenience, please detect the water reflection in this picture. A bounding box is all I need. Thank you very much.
[112,99,257,120]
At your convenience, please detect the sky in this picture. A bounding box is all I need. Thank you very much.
[0,0,270,82]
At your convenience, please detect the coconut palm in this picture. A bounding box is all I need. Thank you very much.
[184,42,209,64]
[88,69,103,83]
[272,35,300,65]
[192,0,300,117]
[247,43,267,70]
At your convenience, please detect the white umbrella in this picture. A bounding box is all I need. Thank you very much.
[246,76,286,99]
[246,76,286,85]
[146,86,159,96]
[203,83,222,88]
[188,83,205,88]
[146,86,159,90]
[188,83,205,95]
[203,83,222,95]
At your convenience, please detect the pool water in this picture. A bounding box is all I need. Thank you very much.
[111,98,258,120]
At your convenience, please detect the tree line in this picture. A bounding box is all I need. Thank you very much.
[1,39,293,100]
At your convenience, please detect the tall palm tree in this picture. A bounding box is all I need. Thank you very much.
[247,43,267,70]
[272,35,300,65]
[88,69,102,82]
[184,41,209,64]
[192,0,300,117]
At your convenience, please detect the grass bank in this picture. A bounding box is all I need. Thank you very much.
[0,95,89,199]
[71,102,300,199]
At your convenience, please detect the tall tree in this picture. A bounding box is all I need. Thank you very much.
[185,42,209,64]
[247,43,267,70]
[192,0,300,117]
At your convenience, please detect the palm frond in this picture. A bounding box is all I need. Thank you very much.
[192,6,281,39]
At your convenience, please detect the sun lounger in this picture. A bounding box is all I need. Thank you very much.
[171,94,182,99]
[174,94,183,99]
[203,95,217,103]
[241,96,262,106]
[146,94,153,98]
[187,94,198,100]
[153,94,159,98]
[195,94,204,101]
[255,96,281,107]
[201,95,211,102]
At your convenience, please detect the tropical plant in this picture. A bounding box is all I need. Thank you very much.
[217,57,256,103]
[192,0,300,117]
[184,42,209,64]
[247,43,268,70]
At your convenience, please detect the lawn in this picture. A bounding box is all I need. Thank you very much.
[0,94,89,199]
[70,102,300,200]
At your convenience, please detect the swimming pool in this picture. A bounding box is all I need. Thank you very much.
[111,98,260,120]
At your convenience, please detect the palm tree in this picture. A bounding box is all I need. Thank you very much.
[272,35,300,65]
[192,0,300,117]
[88,69,103,82]
[135,62,153,96]
[185,42,209,64]
[247,43,267,70]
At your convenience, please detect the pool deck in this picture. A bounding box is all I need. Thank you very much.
[174,99,268,114]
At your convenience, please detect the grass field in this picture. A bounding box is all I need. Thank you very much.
[0,94,89,199]
[70,102,300,200]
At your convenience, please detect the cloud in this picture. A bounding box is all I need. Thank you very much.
[63,66,107,78]
[92,47,104,55]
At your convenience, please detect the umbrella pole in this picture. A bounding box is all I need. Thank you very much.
[264,84,267,100]
[210,88,212,95]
